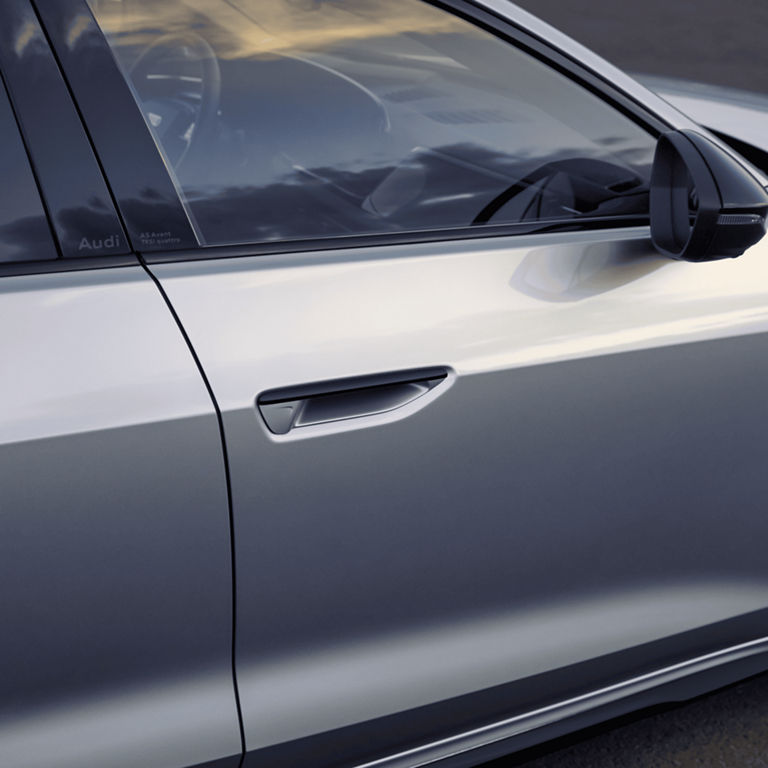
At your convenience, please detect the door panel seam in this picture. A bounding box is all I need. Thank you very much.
[139,255,247,768]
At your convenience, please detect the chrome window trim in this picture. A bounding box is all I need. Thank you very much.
[142,220,652,266]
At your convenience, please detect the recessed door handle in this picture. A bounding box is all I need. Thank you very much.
[258,367,448,435]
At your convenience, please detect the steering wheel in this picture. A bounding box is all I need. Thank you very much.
[473,158,647,225]
[130,31,221,171]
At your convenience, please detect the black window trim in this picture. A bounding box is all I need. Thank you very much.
[0,66,60,265]
[25,0,671,272]
[0,0,130,263]
[0,254,139,279]
[443,0,669,138]
[32,0,200,254]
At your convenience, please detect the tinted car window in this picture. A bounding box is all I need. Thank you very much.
[0,75,57,262]
[88,0,656,247]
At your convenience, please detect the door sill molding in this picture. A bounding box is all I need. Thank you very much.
[354,635,768,768]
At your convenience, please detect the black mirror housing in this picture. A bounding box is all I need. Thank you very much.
[650,129,768,262]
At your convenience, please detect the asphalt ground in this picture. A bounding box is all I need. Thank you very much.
[513,0,768,95]
[479,2,768,766]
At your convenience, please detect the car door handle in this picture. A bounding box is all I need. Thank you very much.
[258,367,449,435]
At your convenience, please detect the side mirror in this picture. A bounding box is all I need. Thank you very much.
[650,129,768,261]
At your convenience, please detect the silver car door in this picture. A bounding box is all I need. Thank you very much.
[1,268,242,768]
[0,10,241,766]
[154,233,768,768]
[49,0,768,766]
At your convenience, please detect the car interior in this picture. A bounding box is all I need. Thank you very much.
[90,0,656,245]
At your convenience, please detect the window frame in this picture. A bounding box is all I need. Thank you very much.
[33,0,675,265]
[0,69,60,268]
[0,0,133,266]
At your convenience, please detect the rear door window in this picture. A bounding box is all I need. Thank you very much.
[88,0,656,248]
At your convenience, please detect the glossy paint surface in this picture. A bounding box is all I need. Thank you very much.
[350,635,768,768]
[153,228,768,765]
[154,228,768,402]
[0,267,240,768]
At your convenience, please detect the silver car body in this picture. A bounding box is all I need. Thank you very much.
[157,227,768,768]
[2,1,768,767]
[639,73,768,156]
[0,269,241,768]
